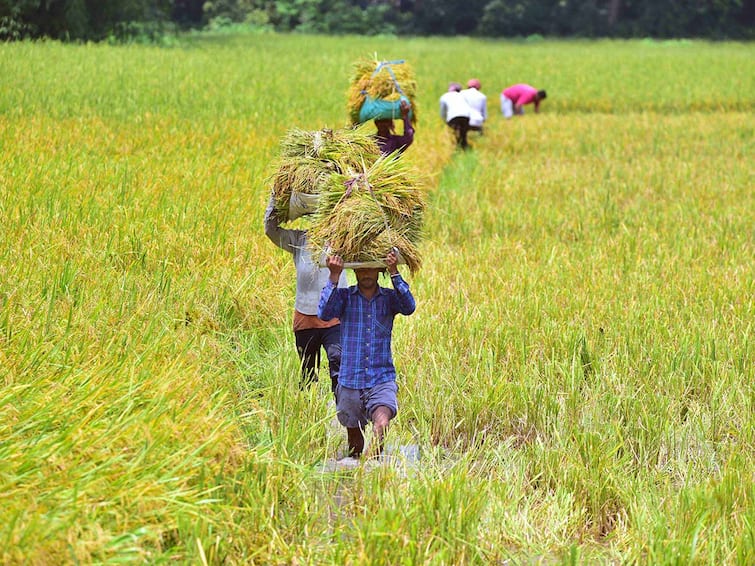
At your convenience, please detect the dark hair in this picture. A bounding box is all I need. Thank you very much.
[537,89,547,100]
[374,118,395,132]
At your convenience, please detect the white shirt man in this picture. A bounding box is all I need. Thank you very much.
[264,197,347,393]
[461,79,487,131]
[439,88,471,124]
[439,82,473,149]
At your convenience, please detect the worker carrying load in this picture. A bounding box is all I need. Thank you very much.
[347,55,418,156]
[268,125,424,271]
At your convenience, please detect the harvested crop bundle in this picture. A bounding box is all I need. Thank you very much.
[347,56,418,125]
[307,153,425,273]
[279,126,380,161]
[270,126,381,221]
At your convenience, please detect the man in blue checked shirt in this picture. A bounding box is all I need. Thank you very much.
[318,249,416,460]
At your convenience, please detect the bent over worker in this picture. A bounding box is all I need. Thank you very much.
[501,83,547,118]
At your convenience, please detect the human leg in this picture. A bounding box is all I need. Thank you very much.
[294,328,320,389]
[364,381,398,457]
[455,123,465,147]
[347,427,365,458]
[448,117,469,148]
[335,385,370,458]
[370,406,392,457]
[322,324,341,397]
[458,117,470,149]
[446,119,461,147]
[501,95,513,118]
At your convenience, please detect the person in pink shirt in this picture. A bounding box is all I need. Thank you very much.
[500,84,547,118]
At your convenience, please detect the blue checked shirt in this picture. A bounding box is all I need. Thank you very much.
[318,274,416,389]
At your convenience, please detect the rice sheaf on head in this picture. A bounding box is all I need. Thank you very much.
[270,126,381,221]
[269,126,424,272]
[307,153,425,273]
[347,56,418,126]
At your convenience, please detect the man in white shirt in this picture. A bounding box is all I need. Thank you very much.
[461,78,487,135]
[439,82,472,149]
[264,196,348,394]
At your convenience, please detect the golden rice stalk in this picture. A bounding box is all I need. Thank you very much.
[346,55,418,125]
[307,153,425,272]
[279,126,380,162]
[270,126,382,220]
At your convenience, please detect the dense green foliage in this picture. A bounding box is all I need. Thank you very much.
[1,35,753,563]
[1,0,754,40]
[0,0,175,41]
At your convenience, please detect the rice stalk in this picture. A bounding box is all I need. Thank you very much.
[269,126,382,220]
[307,154,425,272]
[346,55,418,125]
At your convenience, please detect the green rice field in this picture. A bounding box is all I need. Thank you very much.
[1,34,753,564]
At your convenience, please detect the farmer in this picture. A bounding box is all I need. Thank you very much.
[264,196,347,394]
[374,99,415,156]
[439,82,472,149]
[500,83,547,118]
[461,78,487,134]
[318,249,416,459]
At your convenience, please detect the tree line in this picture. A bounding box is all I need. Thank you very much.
[1,0,753,41]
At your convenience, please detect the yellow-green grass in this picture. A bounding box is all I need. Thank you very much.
[0,34,753,564]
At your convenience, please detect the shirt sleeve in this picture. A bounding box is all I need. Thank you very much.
[390,274,416,315]
[264,195,297,253]
[318,279,346,321]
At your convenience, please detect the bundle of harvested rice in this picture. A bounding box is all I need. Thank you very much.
[347,55,418,125]
[307,153,425,273]
[270,126,381,221]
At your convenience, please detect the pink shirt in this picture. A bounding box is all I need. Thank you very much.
[503,84,538,105]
